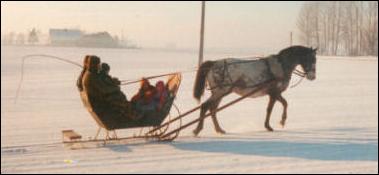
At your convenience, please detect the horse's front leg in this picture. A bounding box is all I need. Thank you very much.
[265,95,276,131]
[276,94,288,127]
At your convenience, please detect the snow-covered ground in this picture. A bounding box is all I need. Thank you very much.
[1,46,378,173]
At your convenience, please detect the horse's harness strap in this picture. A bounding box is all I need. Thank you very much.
[208,60,235,90]
[263,59,274,79]
[224,60,234,84]
[264,56,285,80]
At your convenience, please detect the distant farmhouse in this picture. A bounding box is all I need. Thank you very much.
[77,32,119,48]
[49,29,120,48]
[49,29,82,46]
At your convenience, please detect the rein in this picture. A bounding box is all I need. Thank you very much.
[290,69,306,88]
[15,54,83,103]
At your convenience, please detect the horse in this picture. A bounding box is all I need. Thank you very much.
[192,45,317,136]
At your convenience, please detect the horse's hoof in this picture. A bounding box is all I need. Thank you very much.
[265,126,274,132]
[280,120,286,128]
[216,130,226,135]
[193,129,200,136]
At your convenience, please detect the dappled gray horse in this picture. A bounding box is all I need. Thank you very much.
[193,45,317,136]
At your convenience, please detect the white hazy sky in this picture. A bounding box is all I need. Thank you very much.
[1,1,303,52]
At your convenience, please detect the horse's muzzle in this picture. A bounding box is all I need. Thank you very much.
[306,71,316,80]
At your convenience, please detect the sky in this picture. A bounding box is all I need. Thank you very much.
[1,1,303,52]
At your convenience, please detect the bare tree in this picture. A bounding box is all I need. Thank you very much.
[28,28,39,45]
[362,1,378,55]
[297,2,313,46]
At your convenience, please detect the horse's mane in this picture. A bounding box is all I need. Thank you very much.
[278,45,312,58]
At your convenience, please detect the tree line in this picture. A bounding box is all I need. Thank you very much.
[297,1,378,56]
[2,28,40,45]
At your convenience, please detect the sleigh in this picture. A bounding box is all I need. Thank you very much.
[76,73,182,140]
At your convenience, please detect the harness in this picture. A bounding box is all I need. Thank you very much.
[208,60,234,90]
[207,57,285,90]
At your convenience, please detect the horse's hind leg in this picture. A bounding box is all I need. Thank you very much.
[210,99,226,134]
[193,99,211,136]
[265,94,276,132]
[193,89,230,136]
[276,94,288,127]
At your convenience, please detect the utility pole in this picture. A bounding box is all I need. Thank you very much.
[198,1,206,67]
[290,31,293,46]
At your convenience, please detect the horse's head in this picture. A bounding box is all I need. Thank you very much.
[297,47,317,80]
[278,46,317,81]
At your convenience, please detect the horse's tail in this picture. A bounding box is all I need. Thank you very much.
[194,61,215,102]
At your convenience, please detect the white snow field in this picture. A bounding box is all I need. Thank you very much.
[1,46,378,173]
